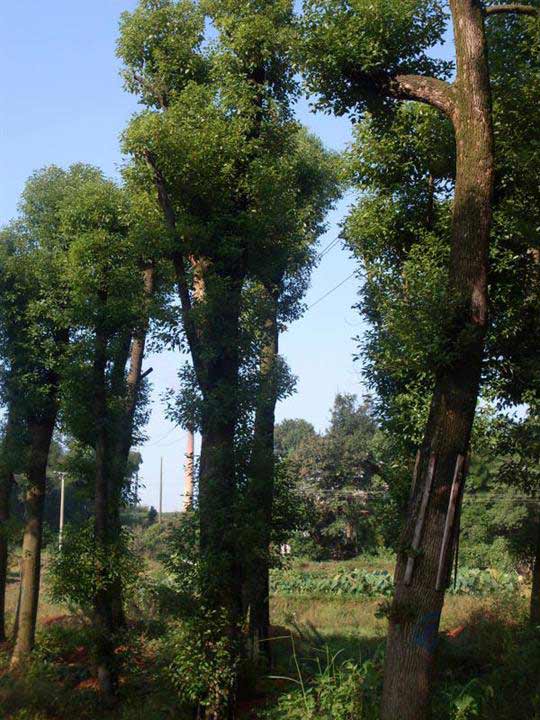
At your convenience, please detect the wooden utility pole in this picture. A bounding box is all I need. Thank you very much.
[183,430,194,511]
[159,457,163,523]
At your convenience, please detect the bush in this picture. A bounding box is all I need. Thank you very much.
[262,644,381,720]
[48,521,141,616]
[163,608,239,718]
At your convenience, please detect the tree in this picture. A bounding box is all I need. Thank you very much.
[0,391,26,642]
[0,165,82,665]
[118,2,305,711]
[239,128,339,662]
[276,394,381,559]
[300,1,539,717]
[342,0,540,589]
[58,167,159,698]
[275,418,317,457]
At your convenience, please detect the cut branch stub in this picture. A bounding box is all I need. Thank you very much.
[435,454,465,591]
[404,453,437,586]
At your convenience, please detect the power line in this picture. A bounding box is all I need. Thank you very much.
[318,237,341,258]
[144,425,178,447]
[307,272,357,310]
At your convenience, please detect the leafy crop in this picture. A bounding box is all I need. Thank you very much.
[271,566,520,598]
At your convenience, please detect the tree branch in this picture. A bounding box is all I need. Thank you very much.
[143,150,205,381]
[131,72,168,109]
[485,3,538,15]
[389,75,457,120]
[140,367,153,382]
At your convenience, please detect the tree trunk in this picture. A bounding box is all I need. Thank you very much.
[380,2,494,718]
[110,264,155,628]
[0,410,17,643]
[195,270,244,720]
[0,470,14,644]
[530,515,540,624]
[244,287,279,665]
[10,410,57,667]
[93,324,118,702]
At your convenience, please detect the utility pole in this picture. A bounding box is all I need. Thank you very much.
[159,457,163,524]
[58,472,65,550]
[183,429,194,511]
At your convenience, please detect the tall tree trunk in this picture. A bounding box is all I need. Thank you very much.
[0,411,17,643]
[10,408,57,667]
[244,287,279,665]
[110,264,155,628]
[196,271,244,720]
[530,515,540,624]
[380,2,494,718]
[93,324,118,701]
[0,471,14,644]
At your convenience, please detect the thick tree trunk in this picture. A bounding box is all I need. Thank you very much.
[244,288,279,665]
[10,410,57,667]
[530,516,540,624]
[380,2,494,718]
[195,271,244,720]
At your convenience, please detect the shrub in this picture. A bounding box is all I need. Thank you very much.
[48,521,141,616]
[263,644,381,720]
[163,608,239,718]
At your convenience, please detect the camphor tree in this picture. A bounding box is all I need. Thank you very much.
[343,0,540,604]
[300,0,539,718]
[58,167,161,699]
[0,166,82,666]
[237,128,339,662]
[118,1,306,712]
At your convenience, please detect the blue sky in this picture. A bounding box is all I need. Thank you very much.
[0,1,428,511]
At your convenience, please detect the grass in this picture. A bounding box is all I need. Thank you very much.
[1,553,538,719]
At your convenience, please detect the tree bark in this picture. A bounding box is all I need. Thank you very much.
[530,515,540,624]
[93,322,118,702]
[193,268,244,720]
[244,286,279,665]
[110,264,155,629]
[198,270,244,612]
[10,407,58,667]
[0,473,14,644]
[0,411,16,643]
[380,1,494,718]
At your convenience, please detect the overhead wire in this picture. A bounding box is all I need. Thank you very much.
[318,237,341,258]
[306,271,357,310]
[143,425,179,447]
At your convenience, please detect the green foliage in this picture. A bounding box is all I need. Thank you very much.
[263,650,380,719]
[164,609,240,716]
[48,521,141,616]
[276,393,383,559]
[117,0,207,108]
[270,564,520,598]
[300,0,451,117]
